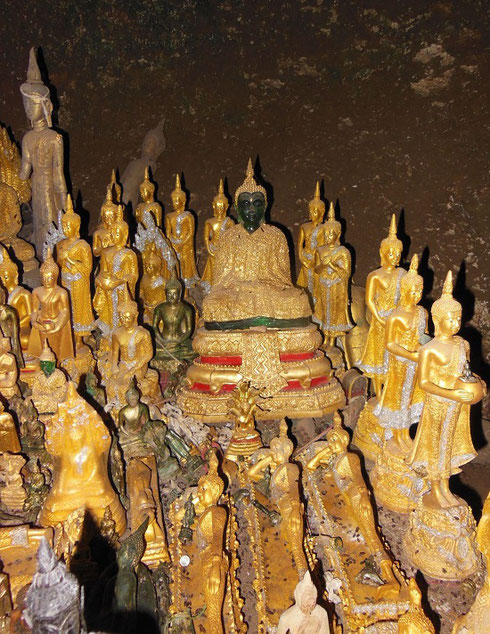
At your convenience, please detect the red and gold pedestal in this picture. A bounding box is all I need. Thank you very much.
[178,324,345,423]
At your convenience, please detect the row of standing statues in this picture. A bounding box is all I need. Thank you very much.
[0,46,486,634]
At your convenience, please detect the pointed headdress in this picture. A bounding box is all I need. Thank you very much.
[234,158,267,206]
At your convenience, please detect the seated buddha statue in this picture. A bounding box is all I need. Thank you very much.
[179,159,344,422]
[0,248,32,350]
[203,159,310,328]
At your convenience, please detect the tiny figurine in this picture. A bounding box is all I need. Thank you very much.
[39,381,126,534]
[201,178,234,293]
[277,571,330,634]
[358,214,405,396]
[0,249,32,350]
[297,181,326,299]
[0,336,19,400]
[100,506,119,548]
[23,460,49,522]
[84,371,106,408]
[121,117,166,207]
[19,48,67,258]
[106,299,158,408]
[248,419,308,576]
[398,578,435,633]
[138,243,168,323]
[27,250,74,364]
[313,201,353,361]
[0,287,23,370]
[307,413,399,599]
[164,174,199,289]
[0,452,26,514]
[135,166,163,226]
[94,220,138,336]
[55,194,94,348]
[0,401,21,453]
[24,538,83,634]
[30,341,67,416]
[93,185,121,258]
[193,450,228,634]
[452,492,490,633]
[403,271,485,580]
[152,273,195,366]
[225,381,263,462]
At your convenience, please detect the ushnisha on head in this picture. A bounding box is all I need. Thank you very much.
[431,270,462,337]
[308,181,325,224]
[235,158,268,233]
[110,168,122,204]
[400,254,423,306]
[323,201,341,246]
[101,184,120,225]
[171,174,186,210]
[0,248,18,288]
[165,271,183,304]
[139,166,155,201]
[379,214,403,267]
[212,178,228,218]
[40,249,59,287]
[61,194,81,238]
[20,48,53,127]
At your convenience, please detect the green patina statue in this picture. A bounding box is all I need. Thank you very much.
[151,274,196,365]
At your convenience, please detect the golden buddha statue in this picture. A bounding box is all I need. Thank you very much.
[403,271,485,581]
[0,335,19,401]
[0,452,26,514]
[0,124,31,206]
[201,178,234,293]
[109,168,123,205]
[397,578,435,633]
[358,214,405,396]
[93,220,138,336]
[297,181,325,299]
[452,492,490,633]
[248,419,308,577]
[27,250,74,364]
[106,299,158,408]
[307,413,400,599]
[194,450,228,634]
[139,243,167,323]
[55,195,94,348]
[0,183,36,272]
[0,401,21,453]
[164,174,199,289]
[93,185,122,258]
[0,286,24,370]
[0,249,32,350]
[179,159,344,422]
[134,167,163,226]
[373,254,427,454]
[39,381,126,534]
[30,340,68,416]
[225,381,263,462]
[313,201,353,359]
[19,48,67,258]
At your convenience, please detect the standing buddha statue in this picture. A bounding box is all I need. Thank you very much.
[403,271,486,580]
[93,220,138,336]
[0,248,32,350]
[27,250,74,364]
[93,185,121,258]
[358,214,405,397]
[139,243,167,323]
[201,178,234,293]
[0,286,24,369]
[313,201,353,360]
[39,381,126,534]
[193,450,228,634]
[55,194,94,348]
[134,167,162,226]
[297,181,326,300]
[19,48,67,258]
[164,174,199,290]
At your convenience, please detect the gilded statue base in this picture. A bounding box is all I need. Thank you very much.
[371,446,429,514]
[178,325,345,423]
[352,399,384,462]
[403,496,479,581]
[225,432,263,462]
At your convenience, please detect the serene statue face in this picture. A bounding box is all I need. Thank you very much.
[166,287,181,305]
[308,202,324,225]
[435,309,461,337]
[213,200,226,220]
[380,245,401,268]
[140,185,153,203]
[236,192,266,233]
[102,208,116,227]
[41,270,56,288]
[61,217,79,239]
[125,389,140,407]
[111,223,128,248]
[1,268,17,289]
[171,193,186,212]
[119,308,137,329]
[401,282,423,307]
[324,225,340,246]
[23,96,44,124]
[40,360,55,377]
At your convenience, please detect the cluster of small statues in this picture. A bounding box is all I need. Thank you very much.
[0,46,485,634]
